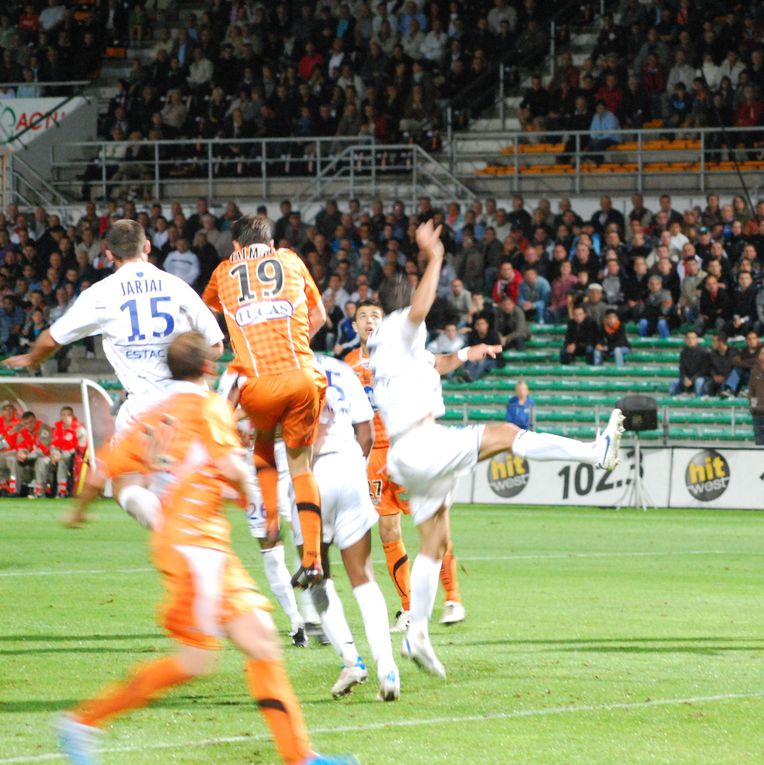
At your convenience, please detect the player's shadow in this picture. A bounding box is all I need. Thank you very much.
[489,636,764,655]
[0,633,162,642]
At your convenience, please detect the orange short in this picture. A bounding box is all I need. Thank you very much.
[155,543,270,651]
[239,367,327,449]
[367,446,410,517]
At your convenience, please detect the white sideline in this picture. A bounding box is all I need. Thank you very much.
[2,549,763,578]
[2,691,763,763]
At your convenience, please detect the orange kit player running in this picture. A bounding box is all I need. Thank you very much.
[346,299,465,631]
[203,214,327,585]
[58,332,357,765]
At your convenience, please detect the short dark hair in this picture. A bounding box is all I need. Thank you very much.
[167,332,210,381]
[21,410,35,420]
[105,219,145,261]
[231,214,272,247]
[356,298,384,313]
[60,405,74,415]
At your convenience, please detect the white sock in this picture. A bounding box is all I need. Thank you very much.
[311,578,358,667]
[118,485,161,530]
[292,548,321,623]
[261,544,303,633]
[353,581,395,679]
[512,429,595,463]
[409,554,442,636]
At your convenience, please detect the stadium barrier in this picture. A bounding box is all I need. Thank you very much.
[460,447,763,510]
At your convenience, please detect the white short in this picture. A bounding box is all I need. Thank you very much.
[291,450,378,551]
[388,421,484,525]
[246,440,296,539]
[114,395,156,434]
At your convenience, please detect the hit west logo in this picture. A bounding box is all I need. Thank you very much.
[684,449,730,501]
[487,452,530,498]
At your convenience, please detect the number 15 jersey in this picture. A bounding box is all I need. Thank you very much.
[203,245,322,378]
[49,260,223,399]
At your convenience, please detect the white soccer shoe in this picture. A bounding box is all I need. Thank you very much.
[331,657,368,698]
[593,409,625,471]
[402,627,446,679]
[440,600,466,625]
[390,610,411,633]
[56,714,101,765]
[377,666,401,702]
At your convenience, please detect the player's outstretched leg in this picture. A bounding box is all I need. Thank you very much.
[479,409,625,470]
[439,540,466,625]
[260,542,308,647]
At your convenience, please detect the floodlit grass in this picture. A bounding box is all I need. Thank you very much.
[2,500,763,764]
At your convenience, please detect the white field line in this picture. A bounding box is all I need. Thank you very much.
[2,549,763,578]
[2,691,763,764]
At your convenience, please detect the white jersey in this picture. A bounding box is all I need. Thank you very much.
[49,260,223,398]
[367,307,444,439]
[317,355,373,458]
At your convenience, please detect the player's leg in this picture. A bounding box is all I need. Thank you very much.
[253,428,280,534]
[227,608,357,765]
[33,455,51,497]
[306,543,367,696]
[439,539,466,625]
[478,411,624,471]
[7,453,20,495]
[113,473,161,529]
[378,512,411,631]
[56,451,75,497]
[340,532,399,701]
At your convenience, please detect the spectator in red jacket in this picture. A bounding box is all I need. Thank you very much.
[492,261,523,303]
[595,72,624,116]
[2,410,51,497]
[0,401,20,453]
[50,406,87,498]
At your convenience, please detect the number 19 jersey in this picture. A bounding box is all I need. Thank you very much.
[203,245,321,378]
[49,261,223,398]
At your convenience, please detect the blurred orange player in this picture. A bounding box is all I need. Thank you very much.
[203,214,327,585]
[57,332,358,765]
[346,299,465,631]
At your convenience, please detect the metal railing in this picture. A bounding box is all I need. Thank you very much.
[449,125,764,194]
[49,135,374,201]
[0,80,90,95]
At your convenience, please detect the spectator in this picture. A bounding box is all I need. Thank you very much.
[495,295,529,351]
[748,345,764,444]
[332,300,359,358]
[594,308,631,367]
[0,294,24,354]
[561,303,598,365]
[704,333,739,397]
[584,283,608,327]
[550,260,578,322]
[697,274,732,335]
[639,274,675,339]
[678,256,705,323]
[728,271,758,338]
[669,329,710,396]
[162,238,200,287]
[730,330,762,395]
[462,315,501,381]
[585,101,620,164]
[427,321,465,355]
[505,381,536,430]
[517,266,551,324]
[492,261,522,303]
[1,410,51,497]
[49,405,86,498]
[447,279,472,327]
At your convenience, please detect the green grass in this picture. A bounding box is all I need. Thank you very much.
[2,500,764,764]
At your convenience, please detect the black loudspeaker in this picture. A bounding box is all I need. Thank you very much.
[616,394,658,432]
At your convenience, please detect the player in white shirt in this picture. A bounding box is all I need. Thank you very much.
[368,220,625,678]
[288,355,399,702]
[5,219,224,528]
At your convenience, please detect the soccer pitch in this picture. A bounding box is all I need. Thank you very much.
[2,501,763,765]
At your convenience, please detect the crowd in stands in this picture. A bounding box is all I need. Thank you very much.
[2,0,563,190]
[518,2,764,160]
[2,188,764,392]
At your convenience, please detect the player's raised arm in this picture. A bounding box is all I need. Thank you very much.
[3,329,60,370]
[409,220,445,326]
[302,261,327,338]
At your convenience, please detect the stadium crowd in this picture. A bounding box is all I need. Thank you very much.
[519,1,764,159]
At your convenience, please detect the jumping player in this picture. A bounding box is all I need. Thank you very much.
[3,219,224,525]
[58,332,357,765]
[347,301,465,631]
[203,214,327,585]
[368,220,624,678]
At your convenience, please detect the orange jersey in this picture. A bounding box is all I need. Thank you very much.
[345,346,389,450]
[203,244,321,378]
[98,384,242,552]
